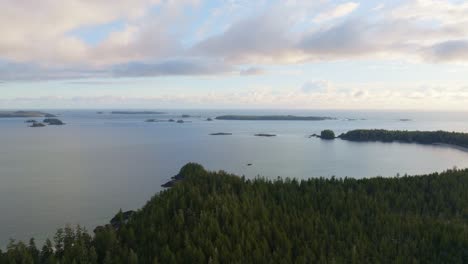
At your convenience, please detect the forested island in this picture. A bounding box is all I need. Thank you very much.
[111,111,165,115]
[2,163,468,263]
[215,115,334,121]
[339,129,468,148]
[0,111,53,118]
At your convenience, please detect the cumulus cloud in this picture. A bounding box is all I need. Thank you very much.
[1,0,468,81]
[314,2,359,23]
[191,11,298,63]
[112,59,233,77]
[425,40,468,62]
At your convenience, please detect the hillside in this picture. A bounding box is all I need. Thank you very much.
[2,163,468,263]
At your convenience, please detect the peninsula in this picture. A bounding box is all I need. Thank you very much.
[215,115,334,121]
[3,163,467,263]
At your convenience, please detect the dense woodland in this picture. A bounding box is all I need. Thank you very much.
[339,129,468,147]
[1,163,468,263]
[320,129,336,139]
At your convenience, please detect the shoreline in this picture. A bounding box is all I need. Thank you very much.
[432,143,468,153]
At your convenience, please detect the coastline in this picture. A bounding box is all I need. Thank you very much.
[432,143,468,153]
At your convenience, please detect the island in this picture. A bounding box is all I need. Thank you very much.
[206,118,213,121]
[181,114,191,118]
[43,118,65,125]
[145,119,156,122]
[254,133,276,137]
[111,111,165,115]
[3,163,467,263]
[29,122,46,128]
[168,119,175,122]
[338,129,468,149]
[215,115,334,121]
[320,129,336,140]
[0,111,53,118]
[176,120,184,123]
[210,132,233,136]
[24,119,37,123]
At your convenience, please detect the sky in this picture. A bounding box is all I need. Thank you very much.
[1,0,468,110]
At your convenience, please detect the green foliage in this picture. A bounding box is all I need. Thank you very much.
[2,164,468,263]
[340,129,468,147]
[320,129,335,140]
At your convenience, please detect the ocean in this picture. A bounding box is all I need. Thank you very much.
[1,109,468,247]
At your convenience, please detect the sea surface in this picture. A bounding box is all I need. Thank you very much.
[1,109,468,247]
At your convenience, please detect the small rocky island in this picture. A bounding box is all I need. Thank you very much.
[255,133,276,137]
[320,129,336,139]
[215,115,334,121]
[30,122,46,128]
[43,118,65,125]
[210,132,233,136]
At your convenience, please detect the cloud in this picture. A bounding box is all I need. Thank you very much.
[425,40,468,62]
[314,2,359,23]
[112,59,233,77]
[352,90,367,98]
[239,67,264,76]
[299,19,378,58]
[301,81,332,93]
[2,0,468,81]
[191,8,301,64]
[0,61,109,81]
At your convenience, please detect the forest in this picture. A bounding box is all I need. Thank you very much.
[1,163,468,263]
[339,129,468,147]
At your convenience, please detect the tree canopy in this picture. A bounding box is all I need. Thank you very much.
[2,163,468,263]
[320,129,336,140]
[339,129,468,147]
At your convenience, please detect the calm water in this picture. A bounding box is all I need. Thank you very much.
[1,109,468,247]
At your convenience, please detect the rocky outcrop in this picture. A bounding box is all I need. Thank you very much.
[255,133,276,137]
[43,118,65,125]
[30,122,46,127]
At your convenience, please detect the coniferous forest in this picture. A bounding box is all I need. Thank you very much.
[339,129,468,147]
[1,163,468,263]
